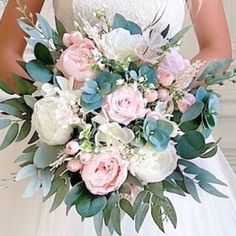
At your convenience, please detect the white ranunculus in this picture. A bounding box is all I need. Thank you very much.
[32,97,73,145]
[95,122,135,146]
[129,143,178,183]
[100,28,146,61]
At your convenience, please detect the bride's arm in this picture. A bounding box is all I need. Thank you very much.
[0,0,45,87]
[188,0,232,63]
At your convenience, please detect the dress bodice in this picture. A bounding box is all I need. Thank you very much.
[53,0,186,37]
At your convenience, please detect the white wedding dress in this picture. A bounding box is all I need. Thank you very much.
[1,0,236,235]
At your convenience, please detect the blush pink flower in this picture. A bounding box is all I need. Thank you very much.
[67,159,82,172]
[157,71,175,87]
[103,86,148,125]
[62,32,83,47]
[58,38,97,83]
[80,152,128,195]
[177,93,196,113]
[66,141,80,155]
[144,90,158,103]
[158,89,170,101]
[158,50,190,76]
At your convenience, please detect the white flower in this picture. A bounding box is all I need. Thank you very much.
[95,122,135,146]
[100,28,146,61]
[32,97,73,145]
[129,143,178,183]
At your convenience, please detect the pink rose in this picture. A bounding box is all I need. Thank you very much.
[146,111,161,120]
[79,153,92,164]
[103,86,148,125]
[67,159,82,172]
[158,50,190,76]
[63,32,83,47]
[158,89,170,101]
[177,93,196,113]
[81,152,128,195]
[66,141,80,155]
[144,90,158,103]
[157,71,175,87]
[58,38,97,82]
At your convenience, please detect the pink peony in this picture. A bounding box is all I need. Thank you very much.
[66,141,80,155]
[158,89,170,101]
[157,71,175,87]
[144,90,158,103]
[63,32,83,47]
[80,152,128,195]
[177,93,196,113]
[67,159,82,172]
[102,86,148,125]
[158,50,190,76]
[58,38,97,83]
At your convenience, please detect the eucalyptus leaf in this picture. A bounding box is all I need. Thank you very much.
[16,120,31,142]
[181,101,204,123]
[0,119,11,130]
[151,203,164,233]
[34,143,63,168]
[40,169,52,197]
[23,95,37,109]
[34,43,54,65]
[94,211,104,236]
[199,182,228,198]
[184,176,201,203]
[23,176,41,198]
[111,205,122,235]
[15,164,37,181]
[0,80,14,94]
[135,203,149,233]
[36,14,54,39]
[133,191,148,213]
[15,152,34,163]
[120,198,135,219]
[0,103,22,118]
[0,123,19,151]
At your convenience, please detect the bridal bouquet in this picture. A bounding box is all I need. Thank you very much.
[1,3,235,235]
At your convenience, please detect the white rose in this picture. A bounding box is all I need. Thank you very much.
[95,122,135,146]
[32,97,73,145]
[100,28,146,61]
[129,143,178,183]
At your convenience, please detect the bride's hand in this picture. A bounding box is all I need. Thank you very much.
[0,0,45,88]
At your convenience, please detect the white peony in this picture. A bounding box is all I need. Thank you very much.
[32,97,73,145]
[129,143,178,183]
[100,28,146,61]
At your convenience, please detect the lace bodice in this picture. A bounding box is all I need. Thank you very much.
[53,0,186,37]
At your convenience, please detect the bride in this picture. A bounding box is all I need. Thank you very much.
[0,0,236,235]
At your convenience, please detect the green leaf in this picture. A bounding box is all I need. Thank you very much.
[147,182,163,196]
[176,131,206,159]
[163,181,185,196]
[198,59,233,82]
[93,211,104,236]
[135,203,149,233]
[126,173,143,187]
[184,176,201,203]
[199,182,228,198]
[76,193,107,218]
[50,178,70,212]
[169,25,192,45]
[18,20,42,38]
[119,183,131,194]
[26,59,53,83]
[161,198,177,228]
[15,152,34,163]
[23,95,37,109]
[11,74,37,95]
[23,176,41,198]
[55,17,67,38]
[195,172,227,186]
[16,120,31,142]
[15,164,37,181]
[103,193,119,226]
[64,182,85,210]
[34,143,63,168]
[139,64,157,86]
[0,80,14,94]
[34,43,54,65]
[133,191,149,213]
[113,13,142,35]
[120,198,135,219]
[200,145,218,158]
[23,144,38,154]
[28,131,39,144]
[0,119,11,130]
[0,123,19,150]
[181,101,204,123]
[111,205,122,235]
[40,169,52,197]
[0,103,22,118]
[36,14,54,39]
[151,203,164,233]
